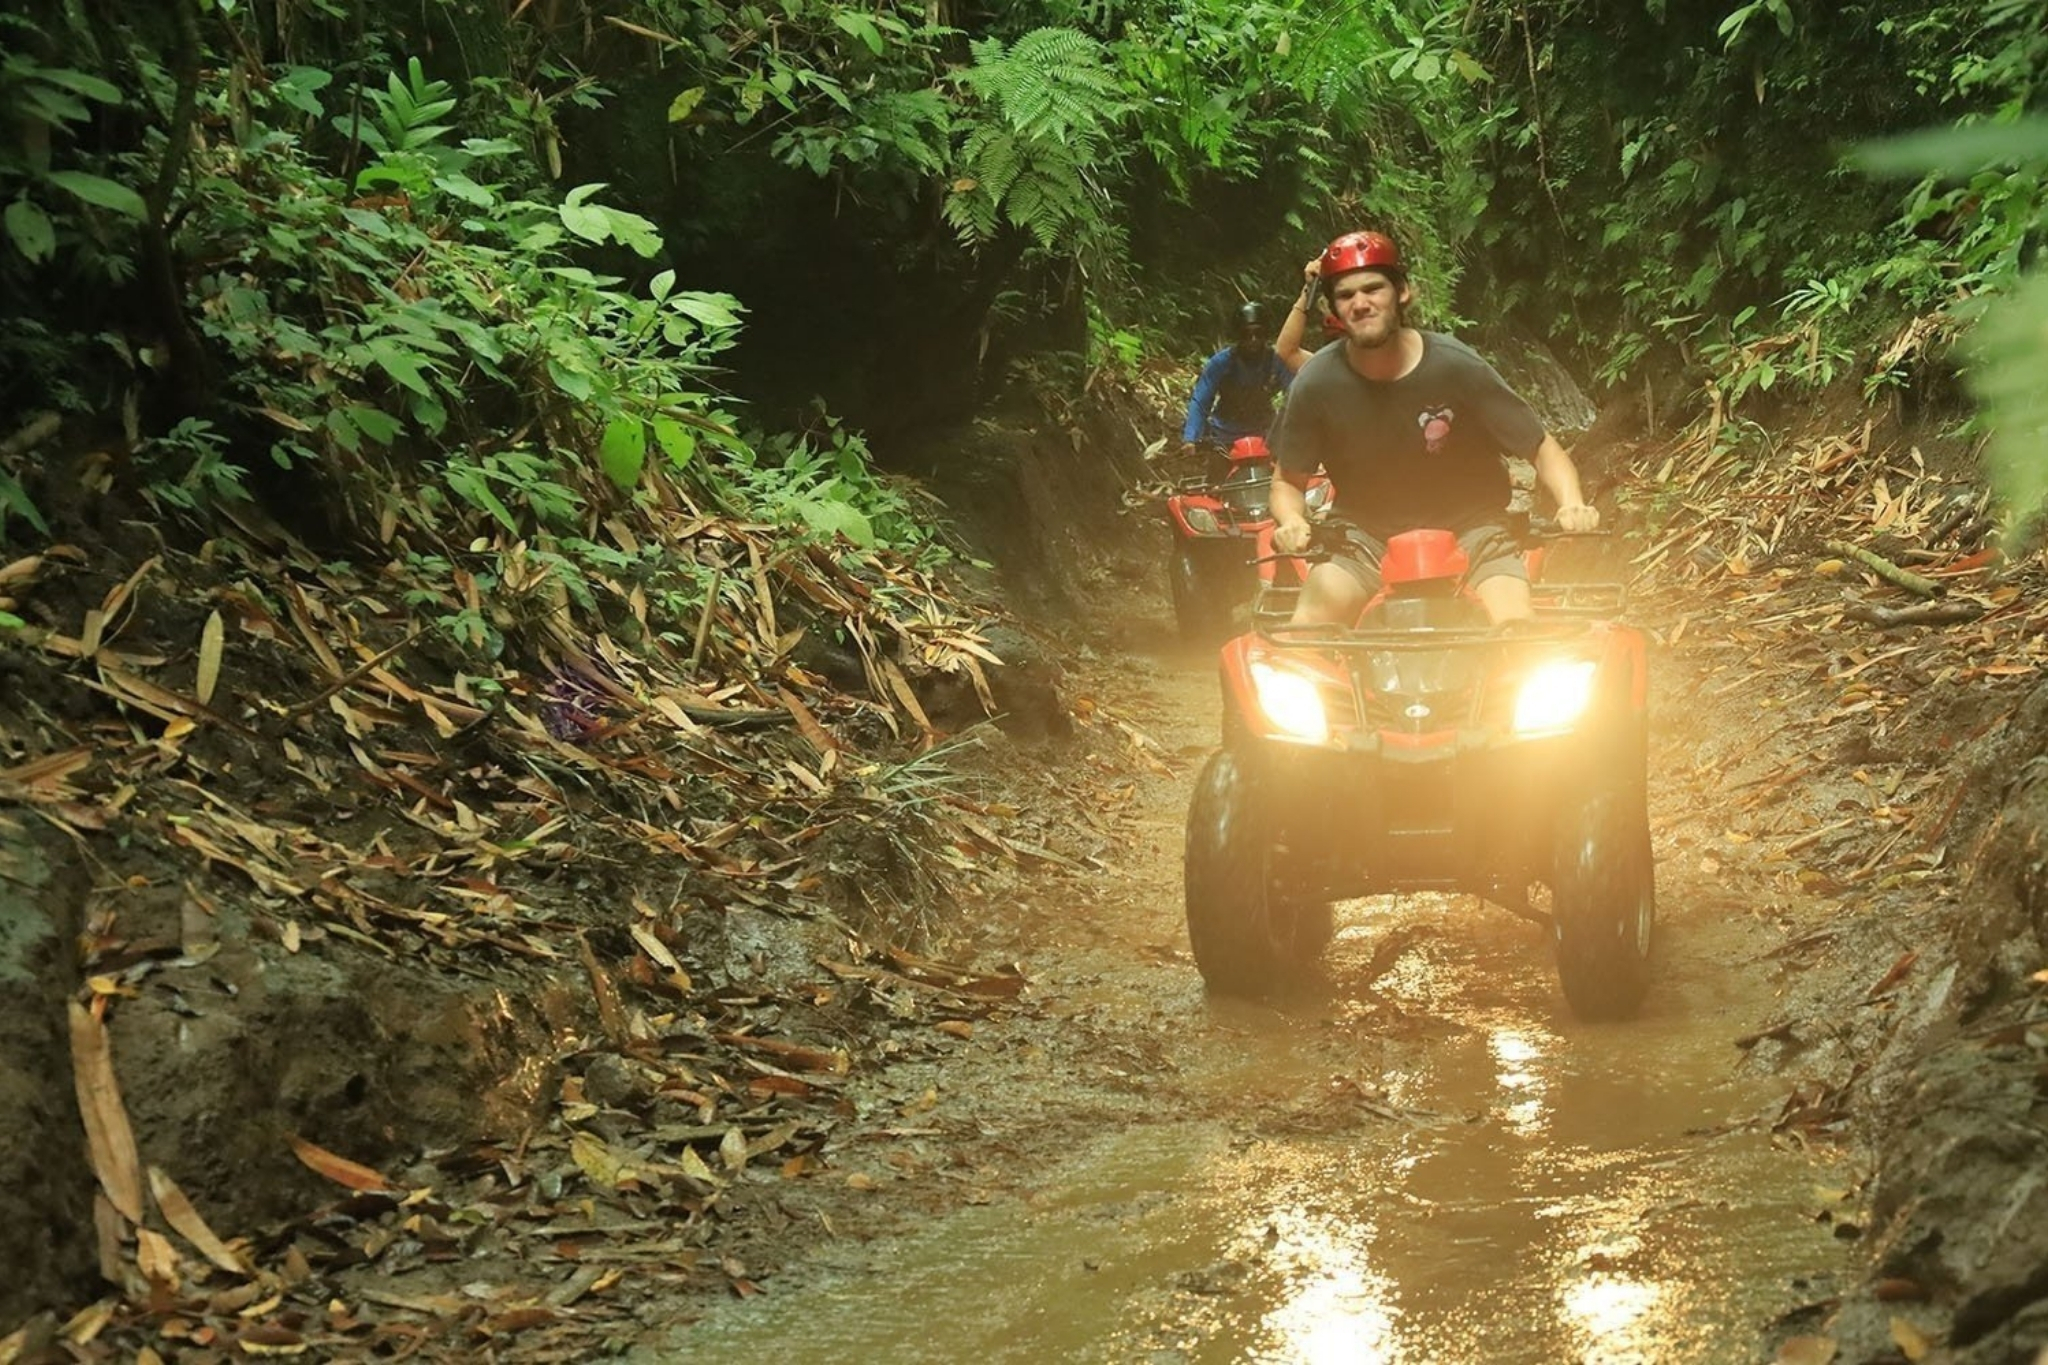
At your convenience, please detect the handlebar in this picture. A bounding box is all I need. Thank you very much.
[1249,516,1611,567]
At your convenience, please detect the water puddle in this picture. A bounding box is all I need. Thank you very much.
[649,897,1845,1363]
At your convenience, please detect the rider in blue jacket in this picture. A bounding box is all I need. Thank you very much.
[1181,301,1293,479]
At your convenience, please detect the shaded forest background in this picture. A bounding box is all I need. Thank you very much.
[3,0,2044,571]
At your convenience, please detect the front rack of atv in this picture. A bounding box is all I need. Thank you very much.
[1251,580,1627,631]
[1253,617,1606,651]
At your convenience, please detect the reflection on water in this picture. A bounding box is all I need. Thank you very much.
[648,921,1847,1365]
[1492,1027,1548,1135]
[1566,1273,1662,1352]
[1230,1203,1397,1364]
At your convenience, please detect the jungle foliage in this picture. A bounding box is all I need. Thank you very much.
[2,0,2045,572]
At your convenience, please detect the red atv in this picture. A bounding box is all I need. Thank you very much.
[1164,436,1333,642]
[1183,521,1654,1020]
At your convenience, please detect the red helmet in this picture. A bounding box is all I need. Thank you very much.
[1228,435,1270,463]
[1318,231,1404,287]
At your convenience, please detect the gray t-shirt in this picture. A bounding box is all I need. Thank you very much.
[1272,331,1546,539]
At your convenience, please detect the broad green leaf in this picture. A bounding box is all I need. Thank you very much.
[1851,117,2048,177]
[833,12,885,54]
[4,199,55,262]
[433,173,494,207]
[789,497,873,546]
[409,391,447,434]
[0,474,49,536]
[325,407,362,454]
[667,87,706,123]
[598,418,647,490]
[594,205,663,259]
[349,404,403,445]
[559,201,610,243]
[46,171,147,219]
[1449,50,1490,84]
[1970,271,2048,524]
[446,466,519,534]
[651,418,696,468]
[365,337,432,396]
[274,67,332,117]
[31,68,123,103]
[546,357,595,401]
[666,292,743,329]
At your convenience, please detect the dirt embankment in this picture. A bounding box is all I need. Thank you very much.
[0,377,1168,1361]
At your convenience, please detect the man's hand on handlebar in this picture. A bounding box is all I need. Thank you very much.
[1273,517,1314,555]
[1555,503,1601,534]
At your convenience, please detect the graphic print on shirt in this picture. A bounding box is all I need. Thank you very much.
[1417,406,1455,454]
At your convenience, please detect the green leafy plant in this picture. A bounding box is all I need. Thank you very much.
[139,418,248,511]
[1,38,147,264]
[945,28,1129,252]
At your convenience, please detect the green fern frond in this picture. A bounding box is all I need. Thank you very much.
[960,26,1126,149]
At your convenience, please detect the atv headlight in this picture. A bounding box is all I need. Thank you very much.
[1183,506,1220,534]
[1304,482,1333,511]
[1513,659,1597,735]
[1250,660,1328,744]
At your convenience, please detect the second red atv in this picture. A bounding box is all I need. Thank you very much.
[1184,521,1654,1021]
[1163,436,1333,642]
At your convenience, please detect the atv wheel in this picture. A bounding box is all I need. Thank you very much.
[1185,750,1328,994]
[1551,788,1655,1021]
[1171,548,1227,644]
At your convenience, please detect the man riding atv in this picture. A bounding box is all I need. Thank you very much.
[1184,230,1653,1021]
[1268,230,1599,625]
[1182,300,1294,482]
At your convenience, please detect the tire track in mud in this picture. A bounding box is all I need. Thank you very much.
[656,612,1862,1363]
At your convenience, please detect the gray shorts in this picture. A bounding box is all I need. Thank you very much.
[1324,523,1525,596]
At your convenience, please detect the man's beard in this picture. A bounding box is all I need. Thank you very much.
[1346,309,1401,350]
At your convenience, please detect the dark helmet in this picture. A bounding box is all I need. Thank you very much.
[1235,300,1268,333]
[1318,231,1405,297]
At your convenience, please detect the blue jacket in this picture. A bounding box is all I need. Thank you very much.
[1183,345,1293,445]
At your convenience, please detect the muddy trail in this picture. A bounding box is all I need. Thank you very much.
[8,407,2048,1365]
[640,587,1872,1363]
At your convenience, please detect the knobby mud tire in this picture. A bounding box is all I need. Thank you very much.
[1184,750,1328,995]
[1551,787,1655,1021]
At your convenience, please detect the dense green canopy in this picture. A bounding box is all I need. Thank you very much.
[2,0,2043,553]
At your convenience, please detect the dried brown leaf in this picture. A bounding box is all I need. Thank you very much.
[195,610,224,706]
[238,1322,308,1356]
[713,1033,849,1074]
[92,1191,125,1283]
[879,658,933,734]
[0,746,93,792]
[67,1001,144,1222]
[96,554,160,633]
[718,1126,748,1173]
[1864,950,1918,1001]
[1773,1336,1836,1365]
[1888,1317,1932,1362]
[570,1132,634,1189]
[776,687,838,755]
[286,1134,395,1193]
[148,1165,248,1275]
[630,923,680,972]
[135,1227,182,1291]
